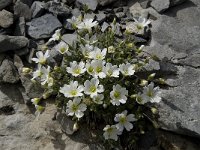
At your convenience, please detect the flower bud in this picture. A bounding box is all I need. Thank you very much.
[108,46,115,53]
[103,104,107,109]
[73,122,79,132]
[35,105,45,112]
[140,80,148,86]
[22,67,32,74]
[151,107,158,114]
[31,98,40,105]
[158,78,166,85]
[127,43,133,48]
[148,73,156,80]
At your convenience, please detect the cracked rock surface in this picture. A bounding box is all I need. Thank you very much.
[139,0,200,137]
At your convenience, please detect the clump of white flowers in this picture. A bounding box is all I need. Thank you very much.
[30,14,162,144]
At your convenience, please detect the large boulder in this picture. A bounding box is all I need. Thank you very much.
[0,59,19,83]
[0,10,14,28]
[28,14,62,39]
[76,0,98,11]
[142,0,200,137]
[0,0,12,10]
[0,35,29,53]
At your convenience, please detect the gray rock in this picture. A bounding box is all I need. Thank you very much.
[0,10,14,28]
[56,112,76,135]
[14,1,32,21]
[14,55,44,100]
[0,35,29,53]
[76,0,98,11]
[138,0,151,9]
[28,14,62,40]
[0,0,12,10]
[72,8,81,17]
[14,17,26,36]
[48,49,63,67]
[45,1,71,17]
[170,0,187,6]
[18,0,34,7]
[62,33,77,46]
[31,1,45,18]
[151,0,170,13]
[0,59,19,84]
[96,12,106,23]
[143,59,160,72]
[142,0,200,137]
[97,0,117,6]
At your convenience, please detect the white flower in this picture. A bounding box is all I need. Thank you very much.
[67,16,82,28]
[141,82,161,103]
[32,64,42,80]
[80,44,94,58]
[105,63,119,78]
[84,78,104,98]
[126,17,150,34]
[103,125,121,141]
[114,110,136,131]
[32,50,50,64]
[88,47,107,60]
[92,94,104,104]
[77,18,98,31]
[86,60,106,78]
[66,97,87,119]
[60,81,84,98]
[67,61,86,77]
[110,84,128,106]
[119,63,135,76]
[40,65,51,85]
[54,41,70,55]
[48,29,61,42]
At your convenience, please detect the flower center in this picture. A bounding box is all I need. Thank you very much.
[89,85,97,93]
[136,24,143,30]
[73,68,81,74]
[147,90,153,97]
[88,66,94,73]
[72,104,78,112]
[107,70,113,76]
[96,66,102,73]
[39,58,46,64]
[70,90,77,96]
[119,116,127,124]
[96,54,102,60]
[107,127,113,133]
[114,91,120,99]
[60,47,66,53]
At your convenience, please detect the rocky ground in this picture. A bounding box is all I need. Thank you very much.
[0,0,200,149]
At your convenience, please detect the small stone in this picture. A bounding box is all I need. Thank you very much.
[14,1,32,21]
[61,34,77,46]
[28,14,62,40]
[138,0,151,9]
[31,1,45,18]
[0,35,29,53]
[101,22,109,32]
[150,0,170,13]
[14,17,26,36]
[170,0,187,6]
[0,59,20,84]
[18,0,34,7]
[76,0,98,11]
[71,8,81,17]
[14,55,44,100]
[0,0,12,10]
[98,0,117,6]
[143,59,160,72]
[45,1,71,17]
[0,10,13,28]
[96,12,106,23]
[56,112,76,135]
